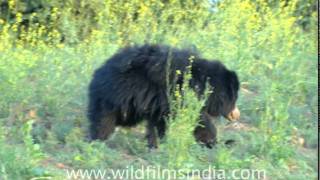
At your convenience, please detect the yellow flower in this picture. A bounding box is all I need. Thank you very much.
[11,24,18,32]
[8,0,15,10]
[16,13,23,23]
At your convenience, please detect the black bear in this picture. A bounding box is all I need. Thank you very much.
[88,44,240,149]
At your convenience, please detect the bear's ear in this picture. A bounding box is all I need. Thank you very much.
[118,54,149,73]
[191,59,209,75]
[190,60,210,95]
[225,71,239,91]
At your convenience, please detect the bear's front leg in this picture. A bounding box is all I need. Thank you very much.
[146,121,158,150]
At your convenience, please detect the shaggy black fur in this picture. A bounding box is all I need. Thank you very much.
[88,44,240,149]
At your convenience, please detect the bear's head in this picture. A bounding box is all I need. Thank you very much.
[192,60,240,147]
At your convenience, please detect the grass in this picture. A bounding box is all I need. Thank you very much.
[0,0,317,179]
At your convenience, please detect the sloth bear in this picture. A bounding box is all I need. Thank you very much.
[88,44,240,149]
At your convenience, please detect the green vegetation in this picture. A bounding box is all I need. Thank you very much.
[0,0,317,179]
